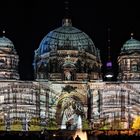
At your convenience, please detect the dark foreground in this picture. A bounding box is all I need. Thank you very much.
[0,130,140,140]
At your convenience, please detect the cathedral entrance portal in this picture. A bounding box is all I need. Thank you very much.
[57,96,85,130]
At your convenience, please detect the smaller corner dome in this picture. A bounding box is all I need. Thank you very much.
[0,36,14,47]
[121,37,140,53]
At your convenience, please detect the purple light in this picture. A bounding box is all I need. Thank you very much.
[106,61,112,67]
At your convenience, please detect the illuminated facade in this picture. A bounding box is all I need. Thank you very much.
[0,18,140,131]
[33,19,102,81]
[118,34,140,81]
[0,36,19,79]
[0,36,49,131]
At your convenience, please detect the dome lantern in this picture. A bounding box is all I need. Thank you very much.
[62,18,72,27]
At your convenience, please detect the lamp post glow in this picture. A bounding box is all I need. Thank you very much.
[105,73,113,78]
[126,105,132,129]
[4,113,7,130]
[4,106,10,131]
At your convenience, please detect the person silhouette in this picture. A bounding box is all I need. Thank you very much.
[69,136,74,140]
[75,135,81,140]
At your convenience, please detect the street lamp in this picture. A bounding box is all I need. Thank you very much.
[40,114,46,130]
[4,106,10,131]
[25,112,29,131]
[126,105,132,129]
[22,109,30,131]
[4,113,8,130]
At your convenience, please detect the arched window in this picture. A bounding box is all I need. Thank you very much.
[138,62,140,71]
[131,61,137,72]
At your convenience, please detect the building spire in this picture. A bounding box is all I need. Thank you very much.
[105,26,114,80]
[106,26,112,68]
[107,27,111,61]
[64,0,70,18]
[62,0,72,26]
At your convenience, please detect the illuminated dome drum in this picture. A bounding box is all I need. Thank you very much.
[34,18,102,81]
[121,37,140,54]
[0,36,19,79]
[118,35,140,81]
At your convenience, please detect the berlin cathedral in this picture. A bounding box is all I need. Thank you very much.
[0,16,140,131]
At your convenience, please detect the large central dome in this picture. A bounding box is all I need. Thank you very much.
[37,19,97,56]
[34,18,102,81]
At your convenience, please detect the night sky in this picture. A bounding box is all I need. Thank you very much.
[0,0,140,80]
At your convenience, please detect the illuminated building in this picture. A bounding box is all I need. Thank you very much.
[118,33,140,81]
[0,17,140,131]
[0,33,48,131]
[0,33,19,80]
